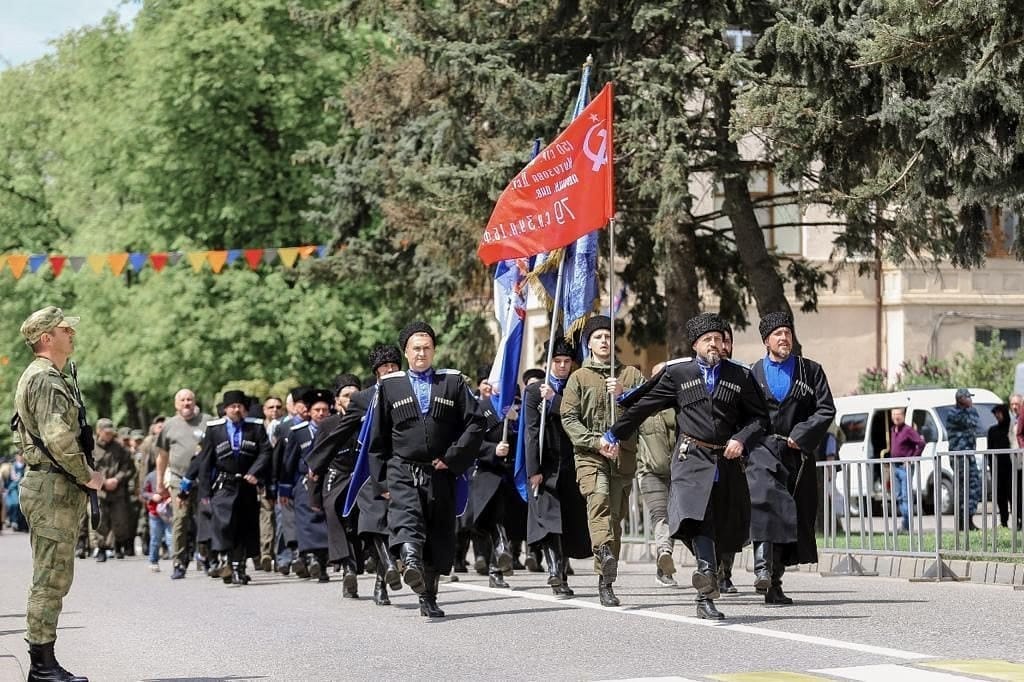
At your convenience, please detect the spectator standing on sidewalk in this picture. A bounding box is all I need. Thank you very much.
[889,408,925,532]
[945,388,981,532]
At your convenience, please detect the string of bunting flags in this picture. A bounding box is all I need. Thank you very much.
[0,245,332,279]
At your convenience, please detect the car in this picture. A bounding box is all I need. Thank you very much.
[832,388,1003,516]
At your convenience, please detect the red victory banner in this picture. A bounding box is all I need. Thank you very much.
[477,83,614,266]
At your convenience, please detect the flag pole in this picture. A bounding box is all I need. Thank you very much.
[536,255,566,477]
[608,216,617,426]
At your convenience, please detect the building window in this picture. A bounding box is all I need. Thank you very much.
[713,168,802,256]
[975,326,1023,355]
[985,207,1017,257]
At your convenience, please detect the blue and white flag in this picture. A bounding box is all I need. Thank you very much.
[342,389,378,517]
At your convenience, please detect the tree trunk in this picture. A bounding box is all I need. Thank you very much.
[714,81,795,321]
[95,380,114,421]
[662,219,701,357]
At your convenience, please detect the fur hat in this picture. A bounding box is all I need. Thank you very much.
[581,315,612,349]
[399,321,436,352]
[686,312,729,347]
[368,344,402,373]
[332,373,362,394]
[222,390,248,407]
[759,311,794,340]
[300,388,334,408]
[549,337,576,360]
[521,368,546,385]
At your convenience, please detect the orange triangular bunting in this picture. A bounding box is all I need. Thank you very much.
[86,254,106,274]
[187,252,208,272]
[108,253,129,276]
[7,254,27,279]
[278,247,300,268]
[298,245,317,259]
[207,250,228,273]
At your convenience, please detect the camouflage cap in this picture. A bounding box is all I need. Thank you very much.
[129,429,145,440]
[96,418,116,432]
[20,306,80,345]
[118,426,132,438]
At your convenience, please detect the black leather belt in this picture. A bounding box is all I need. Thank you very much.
[27,463,60,474]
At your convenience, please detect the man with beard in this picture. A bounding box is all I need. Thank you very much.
[155,389,214,580]
[370,321,484,618]
[561,315,645,607]
[523,339,591,597]
[308,344,404,606]
[746,312,835,606]
[602,313,768,619]
[91,418,137,562]
[193,390,272,586]
[279,389,334,583]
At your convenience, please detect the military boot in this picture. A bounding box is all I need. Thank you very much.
[28,641,88,682]
[595,543,618,582]
[690,535,720,600]
[542,536,563,588]
[598,575,620,607]
[374,535,401,591]
[372,572,391,606]
[418,572,445,618]
[307,552,322,581]
[488,566,510,589]
[525,545,544,573]
[400,542,426,594]
[753,541,772,594]
[341,559,358,595]
[696,593,725,620]
[718,552,738,594]
[764,563,793,606]
[492,524,513,574]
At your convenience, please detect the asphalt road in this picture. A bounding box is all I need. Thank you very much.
[1,531,1022,682]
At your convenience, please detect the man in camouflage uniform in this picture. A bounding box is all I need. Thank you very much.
[945,388,982,531]
[91,418,138,561]
[14,306,103,681]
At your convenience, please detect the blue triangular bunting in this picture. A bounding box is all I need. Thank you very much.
[129,252,149,271]
[28,254,47,273]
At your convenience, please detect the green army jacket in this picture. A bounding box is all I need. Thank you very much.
[561,356,645,473]
[14,357,90,485]
[637,408,676,478]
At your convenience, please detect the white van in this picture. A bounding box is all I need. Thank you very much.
[833,388,1003,516]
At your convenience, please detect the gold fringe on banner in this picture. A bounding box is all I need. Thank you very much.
[522,248,565,311]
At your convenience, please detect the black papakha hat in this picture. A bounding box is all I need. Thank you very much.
[332,373,362,394]
[686,312,729,347]
[581,315,612,348]
[759,311,794,340]
[368,344,402,373]
[522,368,546,385]
[477,365,492,383]
[222,390,248,407]
[301,388,334,408]
[549,336,576,360]
[399,321,436,351]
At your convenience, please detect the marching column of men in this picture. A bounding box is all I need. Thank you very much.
[56,310,832,622]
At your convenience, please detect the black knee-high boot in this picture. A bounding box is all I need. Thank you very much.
[374,534,401,591]
[753,541,772,593]
[419,571,445,618]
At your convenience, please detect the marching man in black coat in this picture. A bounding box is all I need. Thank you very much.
[601,313,768,620]
[524,339,592,597]
[746,312,836,606]
[370,321,485,618]
[194,390,272,586]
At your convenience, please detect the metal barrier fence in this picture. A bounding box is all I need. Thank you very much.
[821,449,1023,575]
[621,449,1024,574]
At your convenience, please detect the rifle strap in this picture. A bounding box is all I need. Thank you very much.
[11,412,90,492]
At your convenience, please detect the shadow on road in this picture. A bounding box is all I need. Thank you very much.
[387,605,576,621]
[142,677,267,681]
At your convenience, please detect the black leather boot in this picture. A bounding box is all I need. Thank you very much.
[696,593,725,620]
[753,541,772,593]
[556,556,575,597]
[765,563,793,606]
[690,535,720,600]
[598,575,620,607]
[28,641,88,682]
[718,552,738,594]
[375,536,401,591]
[418,572,445,618]
[453,532,470,573]
[230,561,251,586]
[596,543,617,582]
[472,535,489,575]
[488,567,510,588]
[492,524,513,573]
[372,572,391,606]
[525,545,544,572]
[400,542,425,594]
[341,559,357,594]
[543,536,563,587]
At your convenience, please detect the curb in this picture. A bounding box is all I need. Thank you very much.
[617,541,1024,587]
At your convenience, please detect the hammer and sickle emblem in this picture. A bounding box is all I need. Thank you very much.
[583,121,608,172]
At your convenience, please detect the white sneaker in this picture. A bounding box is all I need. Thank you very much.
[149,563,161,573]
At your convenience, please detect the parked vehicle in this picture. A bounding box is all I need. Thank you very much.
[833,388,1003,516]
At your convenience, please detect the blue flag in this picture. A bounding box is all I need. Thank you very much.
[513,401,530,502]
[342,388,378,517]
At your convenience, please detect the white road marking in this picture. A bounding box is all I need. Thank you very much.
[811,663,980,681]
[446,582,933,661]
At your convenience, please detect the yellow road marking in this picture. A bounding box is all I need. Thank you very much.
[920,660,1024,681]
